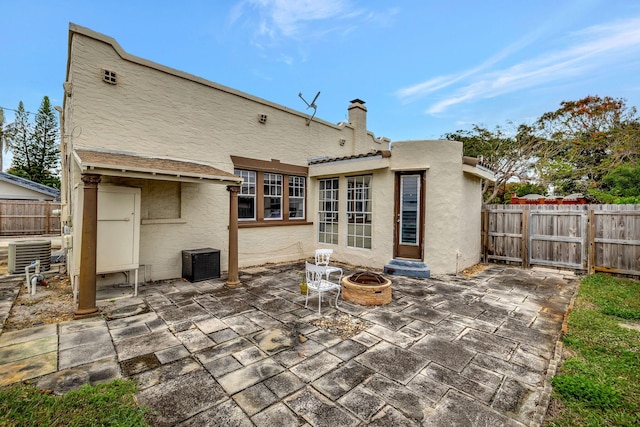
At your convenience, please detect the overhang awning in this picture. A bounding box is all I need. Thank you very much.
[308,150,391,177]
[73,147,242,185]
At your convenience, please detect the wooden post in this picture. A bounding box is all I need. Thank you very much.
[481,208,488,263]
[522,207,530,269]
[225,185,241,288]
[45,202,50,235]
[75,173,101,317]
[588,208,596,274]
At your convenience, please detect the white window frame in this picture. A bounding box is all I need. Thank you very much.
[347,175,372,249]
[235,169,256,220]
[263,172,283,220]
[318,178,340,245]
[289,175,305,220]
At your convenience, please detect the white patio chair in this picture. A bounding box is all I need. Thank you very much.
[305,261,342,314]
[314,248,343,281]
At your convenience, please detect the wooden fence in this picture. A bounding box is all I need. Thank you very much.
[482,204,640,276]
[0,201,61,236]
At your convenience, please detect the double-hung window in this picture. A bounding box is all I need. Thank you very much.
[232,156,308,226]
[264,173,283,220]
[235,169,256,220]
[289,176,305,219]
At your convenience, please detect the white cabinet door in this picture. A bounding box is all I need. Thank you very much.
[96,186,140,273]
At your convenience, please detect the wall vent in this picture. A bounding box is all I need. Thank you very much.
[102,69,117,84]
[8,240,52,274]
[258,114,268,124]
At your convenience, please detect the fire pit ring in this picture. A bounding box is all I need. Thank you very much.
[341,271,392,306]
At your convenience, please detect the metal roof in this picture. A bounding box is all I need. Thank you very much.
[0,172,60,198]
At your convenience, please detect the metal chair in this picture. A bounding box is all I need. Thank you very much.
[305,261,342,314]
[314,248,343,281]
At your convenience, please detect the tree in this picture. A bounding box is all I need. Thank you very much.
[589,163,640,203]
[444,123,556,203]
[535,96,640,194]
[6,97,60,188]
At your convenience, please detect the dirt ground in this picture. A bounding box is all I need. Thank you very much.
[3,272,75,331]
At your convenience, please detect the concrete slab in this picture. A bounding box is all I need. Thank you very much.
[290,351,342,383]
[217,358,285,394]
[364,374,432,422]
[0,323,57,347]
[285,387,359,427]
[356,341,427,384]
[263,371,305,398]
[410,335,475,372]
[368,405,420,426]
[337,386,386,422]
[312,360,374,400]
[59,326,112,351]
[59,340,117,370]
[423,390,526,427]
[113,329,181,361]
[251,402,301,427]
[0,351,57,386]
[137,369,226,427]
[232,383,279,416]
[0,334,57,363]
[177,397,254,426]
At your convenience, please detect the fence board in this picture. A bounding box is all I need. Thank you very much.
[483,204,640,277]
[0,201,61,236]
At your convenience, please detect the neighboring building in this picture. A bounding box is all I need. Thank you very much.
[0,172,59,201]
[61,24,494,302]
[510,194,588,205]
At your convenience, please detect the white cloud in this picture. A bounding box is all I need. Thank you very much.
[230,0,396,46]
[397,16,640,114]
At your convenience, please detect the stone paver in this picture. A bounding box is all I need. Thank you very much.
[0,263,578,427]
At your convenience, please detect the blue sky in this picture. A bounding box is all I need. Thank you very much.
[2,0,640,167]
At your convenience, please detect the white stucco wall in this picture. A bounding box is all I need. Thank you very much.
[63,25,489,283]
[0,181,56,200]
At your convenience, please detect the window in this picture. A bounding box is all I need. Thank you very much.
[232,156,308,226]
[289,176,305,219]
[347,175,372,249]
[235,169,256,220]
[264,173,283,220]
[318,178,339,244]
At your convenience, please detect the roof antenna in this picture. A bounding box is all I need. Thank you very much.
[298,91,320,126]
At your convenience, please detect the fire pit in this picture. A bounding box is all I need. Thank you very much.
[341,271,392,306]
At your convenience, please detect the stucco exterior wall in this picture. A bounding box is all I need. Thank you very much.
[389,140,480,274]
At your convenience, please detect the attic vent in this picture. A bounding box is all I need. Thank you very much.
[102,69,117,84]
[8,240,51,274]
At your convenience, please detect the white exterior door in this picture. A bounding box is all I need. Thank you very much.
[96,186,140,273]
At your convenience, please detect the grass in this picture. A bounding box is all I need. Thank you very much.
[546,273,640,426]
[0,379,148,426]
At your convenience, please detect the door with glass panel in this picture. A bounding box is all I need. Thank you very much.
[394,172,424,259]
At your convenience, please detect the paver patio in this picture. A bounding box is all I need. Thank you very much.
[0,262,577,426]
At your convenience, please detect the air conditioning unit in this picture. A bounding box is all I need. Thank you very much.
[8,240,52,274]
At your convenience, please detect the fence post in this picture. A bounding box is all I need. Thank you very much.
[482,208,488,263]
[521,207,530,269]
[588,208,595,274]
[45,202,51,235]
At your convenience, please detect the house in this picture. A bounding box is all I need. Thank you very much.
[61,24,494,314]
[0,171,59,201]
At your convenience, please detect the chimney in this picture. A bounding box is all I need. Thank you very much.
[348,99,367,154]
[348,98,367,130]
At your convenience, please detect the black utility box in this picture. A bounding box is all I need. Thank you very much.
[182,248,220,282]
